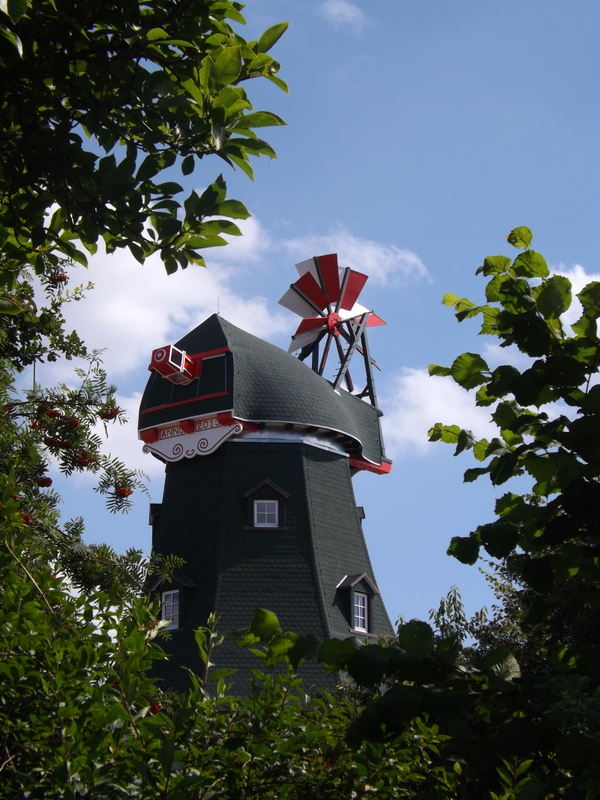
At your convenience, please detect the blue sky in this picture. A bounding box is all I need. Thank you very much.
[39,0,600,627]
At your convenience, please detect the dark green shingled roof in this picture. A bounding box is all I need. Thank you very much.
[139,314,385,467]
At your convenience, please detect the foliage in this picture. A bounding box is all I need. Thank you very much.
[0,0,287,288]
[428,226,600,676]
[0,546,458,800]
[0,0,287,586]
[315,230,600,799]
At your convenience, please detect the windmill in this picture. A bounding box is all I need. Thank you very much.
[139,255,393,691]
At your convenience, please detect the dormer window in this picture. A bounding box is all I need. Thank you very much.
[336,573,380,635]
[244,479,290,531]
[148,564,196,633]
[161,589,180,630]
[254,500,278,527]
[353,591,368,632]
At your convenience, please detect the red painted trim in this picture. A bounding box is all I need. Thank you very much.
[179,419,195,433]
[189,345,229,378]
[140,428,159,443]
[242,421,261,432]
[348,456,393,475]
[192,345,229,359]
[141,390,229,414]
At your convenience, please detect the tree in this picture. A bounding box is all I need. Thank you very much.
[0,552,457,799]
[0,0,287,296]
[318,229,600,799]
[429,225,600,684]
[0,0,288,583]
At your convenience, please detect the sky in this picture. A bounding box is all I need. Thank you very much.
[35,0,600,628]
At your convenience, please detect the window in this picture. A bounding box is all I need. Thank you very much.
[161,590,180,630]
[353,591,368,632]
[254,500,278,528]
[336,573,378,634]
[243,480,289,530]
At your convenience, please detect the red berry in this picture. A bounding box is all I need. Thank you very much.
[99,407,121,420]
[149,703,161,715]
[116,487,133,498]
[20,513,35,525]
[36,476,53,487]
[45,409,61,419]
[67,418,79,428]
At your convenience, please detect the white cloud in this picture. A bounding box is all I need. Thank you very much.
[282,225,429,286]
[45,220,289,382]
[319,0,367,33]
[381,368,495,458]
[555,263,600,332]
[206,216,272,266]
[481,342,532,370]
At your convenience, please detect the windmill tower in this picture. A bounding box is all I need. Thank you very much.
[139,255,393,690]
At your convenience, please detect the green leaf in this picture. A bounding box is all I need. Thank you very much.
[477,522,519,558]
[428,423,461,444]
[397,620,435,659]
[482,647,521,689]
[533,274,571,319]
[181,155,195,176]
[442,292,460,307]
[248,608,281,642]
[257,22,289,53]
[319,637,360,671]
[0,295,24,315]
[207,667,238,682]
[428,364,451,377]
[2,0,28,23]
[286,633,318,670]
[577,280,600,318]
[513,250,549,279]
[464,466,490,482]
[455,428,477,456]
[450,352,489,389]
[146,27,170,40]
[235,111,286,129]
[489,452,519,485]
[266,73,289,93]
[506,226,533,249]
[447,536,480,565]
[217,199,250,219]
[212,46,243,87]
[346,645,390,686]
[478,254,512,276]
[473,438,489,461]
[488,365,520,398]
[0,23,23,55]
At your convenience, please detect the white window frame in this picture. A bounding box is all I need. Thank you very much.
[353,591,369,632]
[161,589,180,630]
[254,499,278,528]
